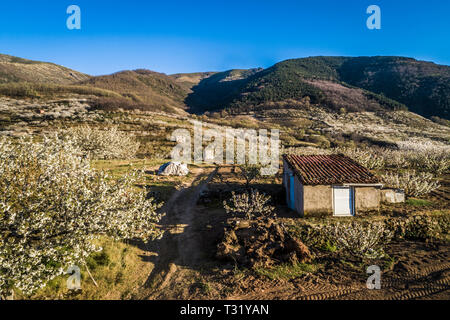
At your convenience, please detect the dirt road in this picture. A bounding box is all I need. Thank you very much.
[140,166,218,299]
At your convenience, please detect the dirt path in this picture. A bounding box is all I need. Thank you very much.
[140,166,218,299]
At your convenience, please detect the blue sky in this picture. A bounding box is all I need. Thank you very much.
[0,0,449,75]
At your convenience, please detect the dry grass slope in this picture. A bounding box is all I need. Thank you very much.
[0,54,90,84]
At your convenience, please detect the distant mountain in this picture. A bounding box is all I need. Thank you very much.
[1,53,449,119]
[186,56,450,120]
[182,68,263,113]
[170,72,218,91]
[79,69,189,114]
[0,54,90,84]
[338,56,450,119]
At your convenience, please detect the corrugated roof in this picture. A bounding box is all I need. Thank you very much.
[283,154,380,186]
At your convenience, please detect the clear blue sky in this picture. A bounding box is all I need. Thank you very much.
[0,0,449,75]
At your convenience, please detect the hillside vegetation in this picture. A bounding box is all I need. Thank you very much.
[338,56,450,119]
[0,54,449,120]
[186,56,450,120]
[80,69,189,115]
[0,54,90,84]
[184,69,263,113]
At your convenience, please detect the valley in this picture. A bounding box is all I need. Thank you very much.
[0,53,449,301]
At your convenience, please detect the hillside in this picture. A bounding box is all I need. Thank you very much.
[0,54,90,84]
[170,71,218,91]
[338,56,450,119]
[0,53,449,120]
[186,56,450,120]
[183,68,263,113]
[78,69,189,114]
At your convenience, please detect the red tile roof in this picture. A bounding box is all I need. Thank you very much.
[283,154,380,186]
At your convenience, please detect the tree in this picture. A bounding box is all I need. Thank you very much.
[0,135,162,296]
[223,189,274,220]
[65,125,140,160]
[237,164,261,189]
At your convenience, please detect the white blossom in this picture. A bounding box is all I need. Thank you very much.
[223,189,274,219]
[0,135,162,296]
[64,125,140,160]
[381,170,441,197]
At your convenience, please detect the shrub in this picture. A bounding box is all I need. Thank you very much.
[397,140,450,175]
[0,82,121,99]
[381,170,440,197]
[0,135,162,296]
[385,215,449,241]
[223,189,274,219]
[326,222,393,259]
[65,125,140,160]
[407,153,450,175]
[335,147,384,170]
[236,164,261,188]
[382,149,409,169]
[86,251,111,270]
[287,222,330,250]
[307,135,331,148]
[436,214,450,235]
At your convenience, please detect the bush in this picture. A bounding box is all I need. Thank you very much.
[0,82,121,99]
[335,147,385,170]
[381,170,440,197]
[86,251,111,270]
[287,222,331,250]
[223,189,274,219]
[326,222,393,259]
[65,125,140,160]
[407,153,450,175]
[385,215,449,241]
[236,164,261,188]
[0,135,162,296]
[397,140,450,175]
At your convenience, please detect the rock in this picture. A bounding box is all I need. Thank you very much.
[157,162,189,176]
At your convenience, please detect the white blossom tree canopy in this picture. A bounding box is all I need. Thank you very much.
[0,135,162,296]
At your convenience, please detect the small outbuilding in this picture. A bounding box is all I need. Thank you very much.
[283,154,383,217]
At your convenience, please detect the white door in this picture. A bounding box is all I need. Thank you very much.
[333,187,354,216]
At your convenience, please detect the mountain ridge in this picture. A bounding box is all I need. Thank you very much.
[185,56,450,119]
[0,53,449,120]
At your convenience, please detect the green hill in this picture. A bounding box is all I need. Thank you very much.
[186,56,450,119]
[338,56,450,119]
